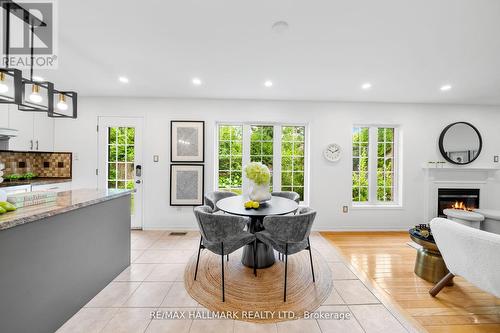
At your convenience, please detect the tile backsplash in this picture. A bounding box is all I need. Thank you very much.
[0,151,72,178]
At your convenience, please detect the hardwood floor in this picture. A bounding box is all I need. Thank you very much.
[320,232,500,333]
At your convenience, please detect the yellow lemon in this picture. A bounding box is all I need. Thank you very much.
[252,201,260,209]
[244,201,253,209]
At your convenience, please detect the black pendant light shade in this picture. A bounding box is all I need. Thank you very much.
[17,78,54,112]
[49,90,77,118]
[0,68,22,104]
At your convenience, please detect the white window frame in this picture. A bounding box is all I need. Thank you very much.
[351,125,402,209]
[215,122,309,205]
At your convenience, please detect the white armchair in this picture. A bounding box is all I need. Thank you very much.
[429,218,500,297]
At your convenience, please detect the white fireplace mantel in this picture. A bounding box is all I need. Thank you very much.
[423,165,498,222]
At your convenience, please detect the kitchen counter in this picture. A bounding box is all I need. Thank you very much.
[0,188,132,231]
[0,177,72,188]
[0,188,132,333]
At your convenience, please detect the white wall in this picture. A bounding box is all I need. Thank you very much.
[53,97,500,231]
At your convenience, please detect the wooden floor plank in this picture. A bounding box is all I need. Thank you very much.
[321,231,500,333]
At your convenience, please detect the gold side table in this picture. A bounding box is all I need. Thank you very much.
[409,231,453,285]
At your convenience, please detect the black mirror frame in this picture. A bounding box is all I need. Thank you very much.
[438,122,482,165]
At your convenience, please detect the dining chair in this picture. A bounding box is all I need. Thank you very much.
[271,191,300,204]
[204,191,237,212]
[255,207,317,301]
[193,205,257,302]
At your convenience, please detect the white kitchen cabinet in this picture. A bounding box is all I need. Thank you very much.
[33,112,55,151]
[8,108,54,152]
[0,105,10,128]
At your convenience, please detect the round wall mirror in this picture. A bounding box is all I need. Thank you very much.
[439,122,482,165]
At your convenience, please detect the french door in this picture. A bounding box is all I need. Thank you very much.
[97,117,144,229]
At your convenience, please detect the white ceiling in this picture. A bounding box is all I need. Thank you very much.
[30,0,500,104]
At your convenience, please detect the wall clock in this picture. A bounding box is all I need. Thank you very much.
[324,143,342,162]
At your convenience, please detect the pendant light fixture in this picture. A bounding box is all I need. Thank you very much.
[0,72,8,93]
[2,0,78,118]
[49,90,77,118]
[18,23,54,113]
[0,68,22,104]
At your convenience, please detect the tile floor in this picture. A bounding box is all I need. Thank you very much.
[57,231,418,333]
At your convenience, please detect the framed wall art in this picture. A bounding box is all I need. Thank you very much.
[170,164,204,206]
[170,121,205,162]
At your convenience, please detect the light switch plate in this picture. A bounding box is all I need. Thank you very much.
[494,155,499,163]
[153,155,159,162]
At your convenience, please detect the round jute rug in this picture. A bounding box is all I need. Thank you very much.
[184,248,333,323]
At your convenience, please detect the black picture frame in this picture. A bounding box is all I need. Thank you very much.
[438,121,483,165]
[170,120,205,163]
[170,164,205,206]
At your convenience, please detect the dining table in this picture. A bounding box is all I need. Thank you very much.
[216,195,299,269]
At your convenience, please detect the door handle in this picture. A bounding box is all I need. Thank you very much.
[135,180,141,184]
[35,140,39,150]
[30,140,33,150]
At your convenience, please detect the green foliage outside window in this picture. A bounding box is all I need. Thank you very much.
[352,127,396,203]
[218,125,243,194]
[281,126,305,200]
[352,127,369,202]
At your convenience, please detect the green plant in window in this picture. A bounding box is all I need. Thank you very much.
[117,128,127,144]
[282,142,293,156]
[230,157,242,171]
[219,157,230,171]
[219,126,231,140]
[219,141,230,155]
[293,157,304,171]
[262,126,273,140]
[231,142,242,155]
[109,128,117,144]
[127,128,135,144]
[282,127,294,141]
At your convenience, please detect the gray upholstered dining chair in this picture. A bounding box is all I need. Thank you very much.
[204,191,238,212]
[271,191,300,204]
[255,207,317,301]
[193,206,257,302]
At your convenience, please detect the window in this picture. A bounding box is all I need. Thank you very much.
[281,126,305,200]
[107,127,136,213]
[217,124,307,202]
[352,127,369,202]
[250,125,274,190]
[377,128,395,202]
[352,126,399,205]
[218,125,243,194]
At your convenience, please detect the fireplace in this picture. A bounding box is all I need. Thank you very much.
[437,188,480,217]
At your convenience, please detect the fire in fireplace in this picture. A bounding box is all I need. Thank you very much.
[437,188,480,217]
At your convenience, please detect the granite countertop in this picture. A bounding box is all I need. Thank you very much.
[0,189,133,231]
[0,178,72,188]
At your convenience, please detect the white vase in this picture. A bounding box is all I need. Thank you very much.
[248,181,271,202]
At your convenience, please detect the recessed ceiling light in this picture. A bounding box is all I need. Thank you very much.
[32,76,44,82]
[361,82,372,90]
[272,21,289,34]
[264,80,273,88]
[440,84,452,91]
[118,76,129,83]
[192,78,202,86]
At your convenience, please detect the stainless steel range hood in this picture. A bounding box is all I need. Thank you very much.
[0,128,18,150]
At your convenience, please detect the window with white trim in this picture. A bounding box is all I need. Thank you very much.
[352,126,400,205]
[217,123,307,202]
